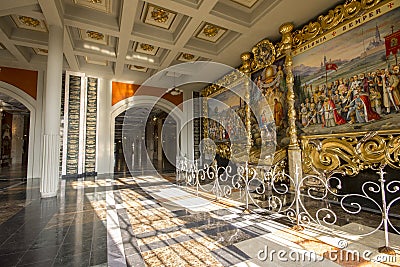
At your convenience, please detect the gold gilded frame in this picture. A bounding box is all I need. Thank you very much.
[200,0,400,175]
[201,22,297,163]
[291,0,400,174]
[292,0,384,51]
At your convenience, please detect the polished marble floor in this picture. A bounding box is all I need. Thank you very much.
[0,173,399,267]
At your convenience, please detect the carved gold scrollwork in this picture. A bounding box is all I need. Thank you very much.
[318,5,344,31]
[343,0,362,19]
[302,22,322,41]
[302,131,400,176]
[292,0,383,49]
[361,0,381,9]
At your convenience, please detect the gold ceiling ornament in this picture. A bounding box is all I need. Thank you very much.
[151,7,169,23]
[301,130,400,177]
[182,53,195,60]
[88,0,102,3]
[251,39,276,70]
[133,65,145,69]
[18,16,40,27]
[86,30,104,40]
[293,0,382,48]
[203,24,219,37]
[140,43,154,51]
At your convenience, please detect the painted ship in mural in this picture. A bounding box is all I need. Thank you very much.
[293,7,400,135]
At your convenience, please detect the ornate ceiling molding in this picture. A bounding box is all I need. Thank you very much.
[85,56,108,66]
[33,48,48,55]
[135,42,159,56]
[143,3,177,30]
[196,23,227,43]
[80,29,109,45]
[129,65,148,72]
[11,15,47,32]
[73,0,112,13]
[177,52,199,62]
[230,0,259,8]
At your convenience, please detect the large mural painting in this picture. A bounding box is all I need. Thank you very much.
[206,86,247,143]
[293,3,400,135]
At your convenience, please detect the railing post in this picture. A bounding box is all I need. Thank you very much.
[293,164,304,231]
[214,160,220,201]
[378,166,396,255]
[195,160,199,196]
[243,161,251,214]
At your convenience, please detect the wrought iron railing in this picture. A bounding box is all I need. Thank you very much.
[175,156,400,255]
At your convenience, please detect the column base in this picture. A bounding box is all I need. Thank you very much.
[41,191,58,198]
[40,134,60,199]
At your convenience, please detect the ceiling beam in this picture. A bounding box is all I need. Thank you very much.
[160,0,220,69]
[0,27,30,65]
[38,0,79,70]
[0,0,38,11]
[0,5,41,17]
[63,28,79,71]
[37,0,63,28]
[114,0,138,78]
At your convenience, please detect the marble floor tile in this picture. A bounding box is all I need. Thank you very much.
[0,173,398,267]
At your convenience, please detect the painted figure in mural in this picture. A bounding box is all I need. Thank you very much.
[358,89,381,121]
[274,98,284,129]
[300,103,308,126]
[276,65,285,91]
[308,99,317,125]
[345,89,367,124]
[321,98,335,127]
[382,69,400,114]
[387,69,400,105]
[369,87,382,115]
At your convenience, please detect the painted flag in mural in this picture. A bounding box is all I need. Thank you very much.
[385,29,400,57]
[325,63,338,71]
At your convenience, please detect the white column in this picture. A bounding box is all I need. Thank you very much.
[181,90,194,159]
[41,25,64,198]
[96,78,112,175]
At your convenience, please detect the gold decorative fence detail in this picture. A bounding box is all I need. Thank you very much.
[301,130,400,176]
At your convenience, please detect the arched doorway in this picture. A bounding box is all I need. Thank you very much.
[114,106,178,175]
[111,96,183,177]
[0,82,39,181]
[0,93,30,188]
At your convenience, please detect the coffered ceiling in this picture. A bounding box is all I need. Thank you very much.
[0,0,343,84]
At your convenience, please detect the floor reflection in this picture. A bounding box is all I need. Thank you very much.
[0,174,398,266]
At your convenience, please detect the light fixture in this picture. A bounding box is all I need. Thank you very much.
[167,72,183,95]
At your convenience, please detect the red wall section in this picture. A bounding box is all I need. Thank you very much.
[112,81,183,108]
[0,67,38,99]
